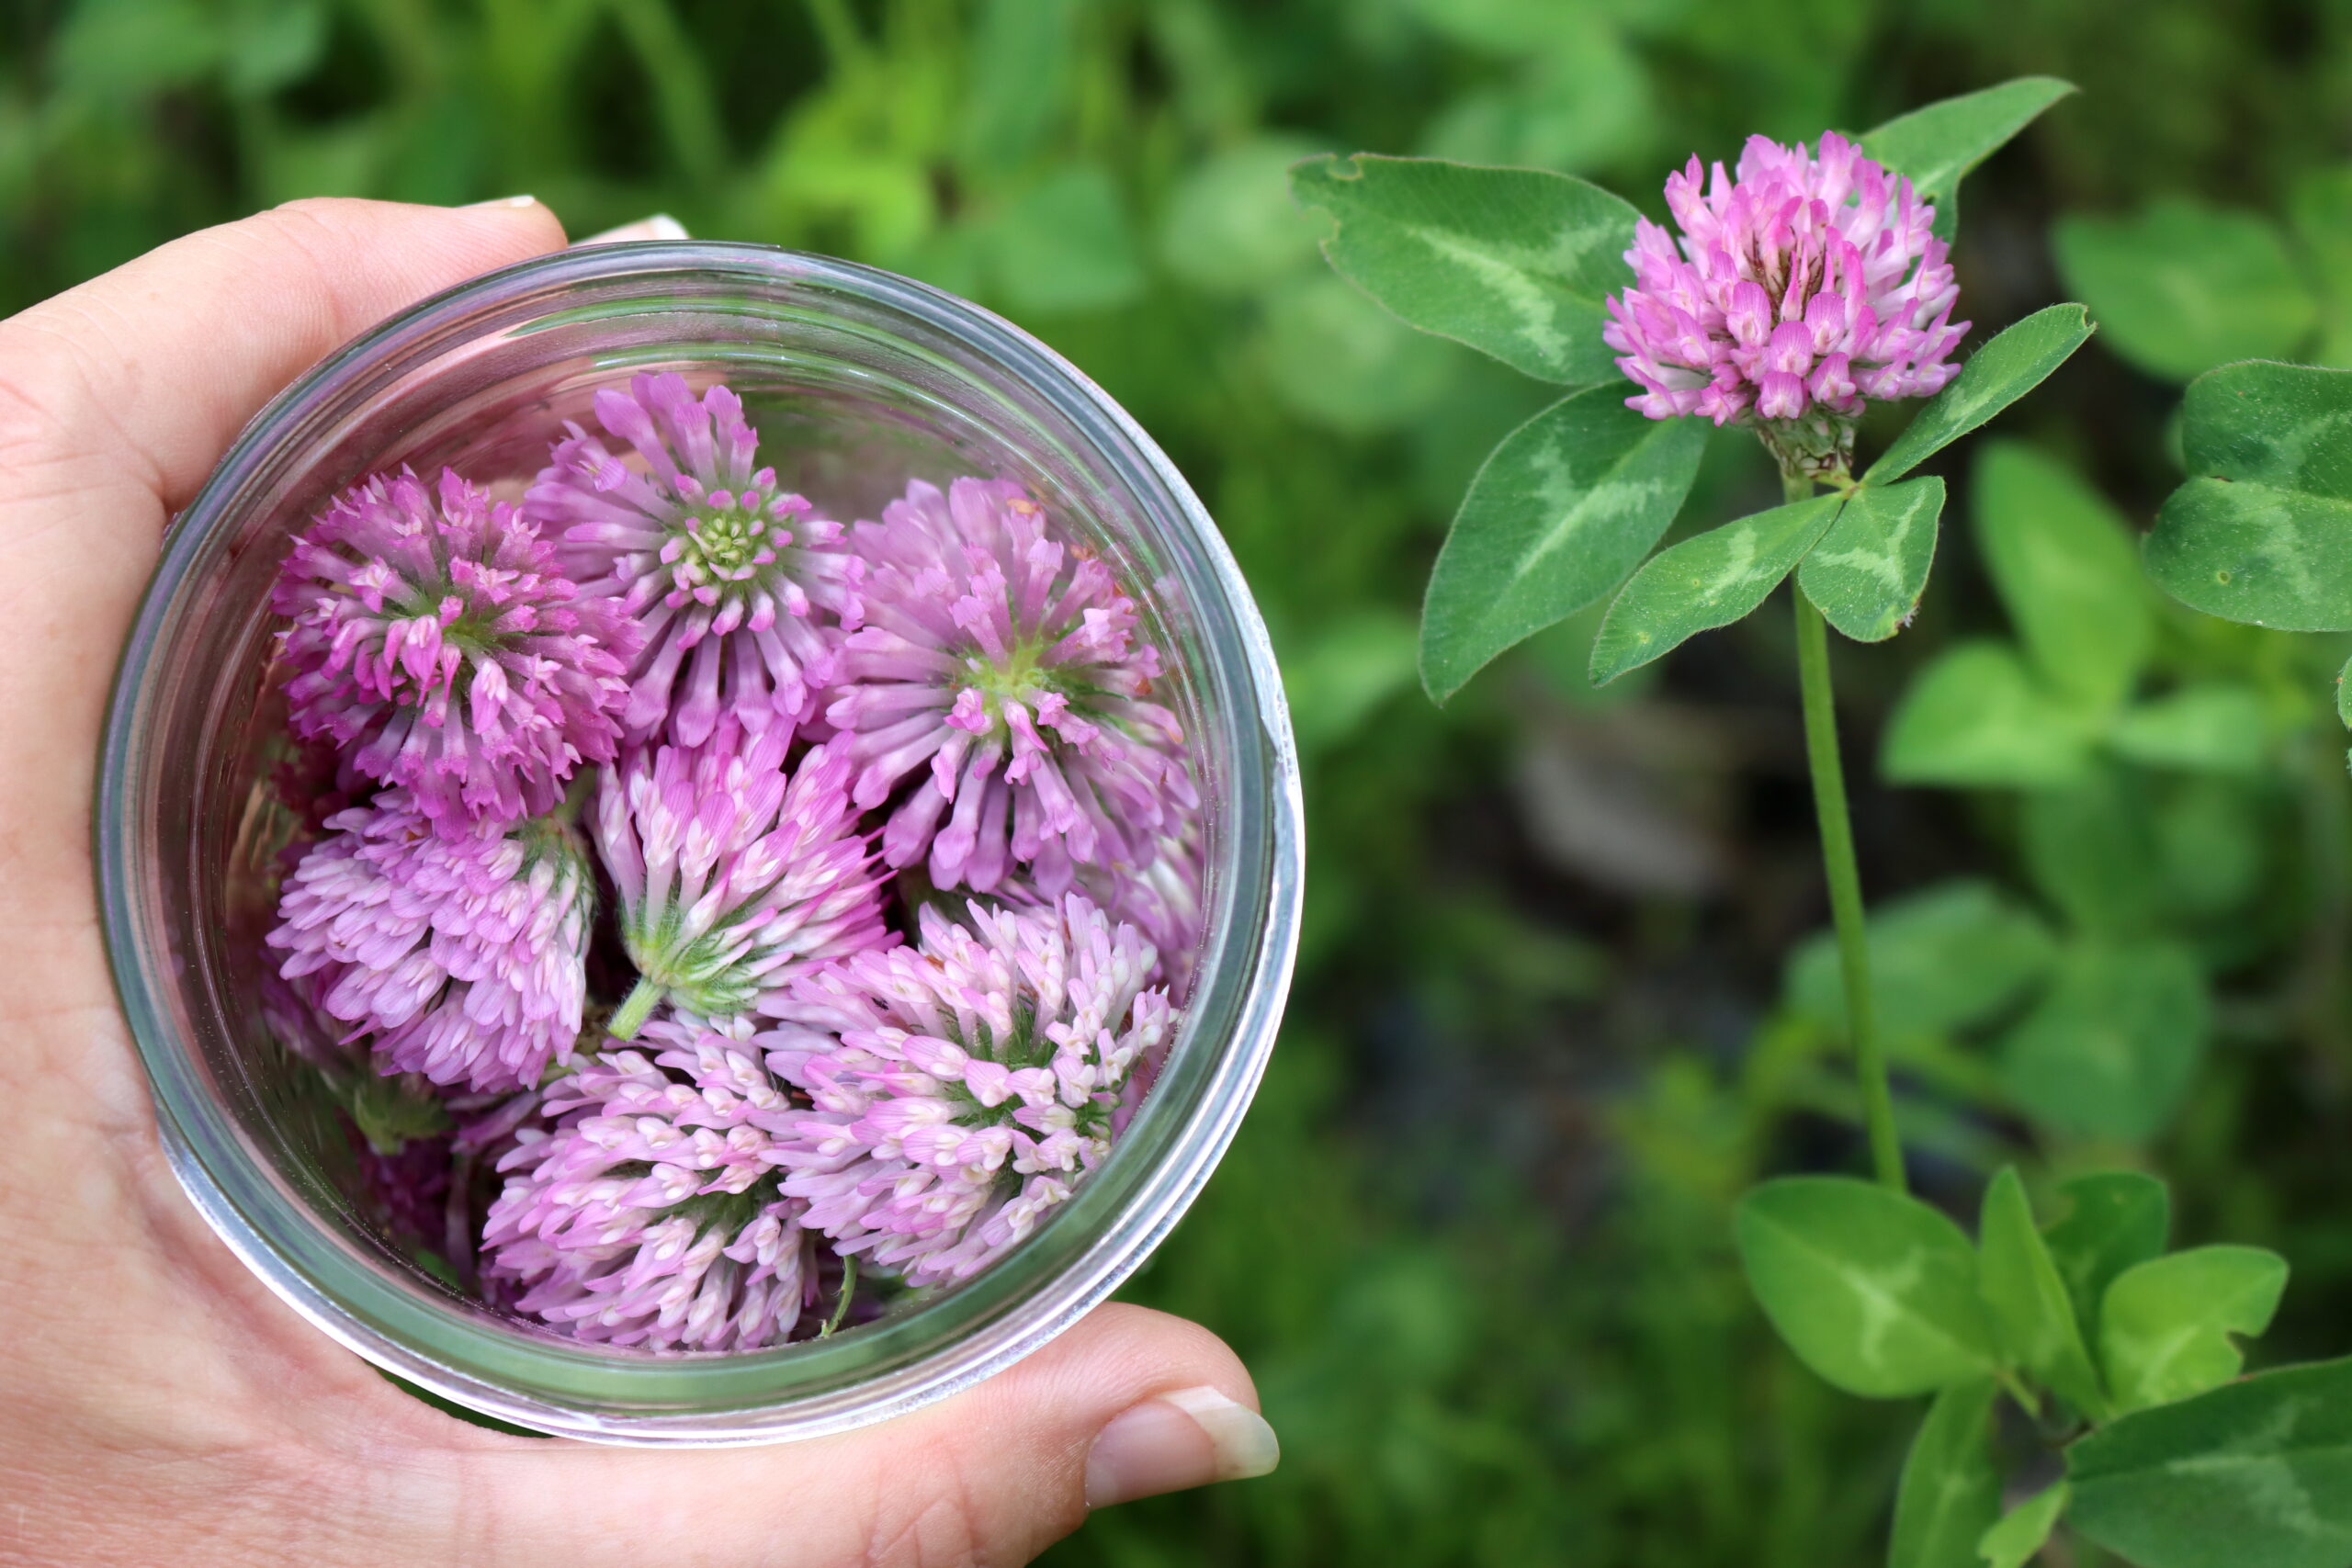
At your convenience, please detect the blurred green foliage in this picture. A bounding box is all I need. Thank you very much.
[15,1,2352,1562]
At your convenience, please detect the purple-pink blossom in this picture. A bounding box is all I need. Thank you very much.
[482,1015,817,1351]
[527,372,864,748]
[594,720,895,1034]
[267,794,593,1092]
[1091,827,1204,999]
[1603,131,1968,479]
[257,961,344,1070]
[1004,823,1205,1000]
[825,479,1197,897]
[762,895,1175,1289]
[271,467,637,833]
[252,401,1209,1338]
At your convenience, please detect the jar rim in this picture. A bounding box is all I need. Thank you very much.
[96,240,1303,1444]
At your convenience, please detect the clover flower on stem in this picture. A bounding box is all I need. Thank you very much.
[267,793,594,1092]
[271,467,638,833]
[527,372,864,746]
[1602,130,1968,482]
[825,478,1197,897]
[481,1015,819,1350]
[594,721,895,1037]
[762,895,1174,1289]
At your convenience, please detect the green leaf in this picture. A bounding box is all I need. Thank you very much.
[1861,77,2076,243]
[1418,17,1647,175]
[2069,1357,2352,1568]
[1797,477,1946,641]
[2339,652,2352,729]
[1977,1483,2069,1568]
[2290,166,2352,368]
[2020,770,2160,937]
[1785,880,2056,1042]
[1588,494,1843,685]
[1867,306,2096,485]
[1882,643,2100,789]
[1978,1168,2107,1418]
[986,164,1146,315]
[2042,1173,2171,1341]
[224,0,326,96]
[2108,684,2271,773]
[1421,388,1708,699]
[1972,441,2151,712]
[54,0,222,96]
[1860,77,2075,204]
[346,1069,454,1155]
[2100,1247,2290,1415]
[960,0,1078,170]
[2145,362,2352,632]
[2053,200,2316,383]
[1290,153,1640,384]
[1891,1380,2005,1568]
[253,117,390,206]
[2154,776,2270,917]
[1159,135,1329,297]
[1261,274,1458,434]
[1736,1177,1998,1398]
[1396,0,1568,51]
[1996,941,2211,1143]
[1282,610,1422,755]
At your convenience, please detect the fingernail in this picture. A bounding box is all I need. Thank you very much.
[1084,1386,1279,1508]
[576,214,691,245]
[464,195,540,209]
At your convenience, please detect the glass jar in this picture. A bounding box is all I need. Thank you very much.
[96,242,1302,1444]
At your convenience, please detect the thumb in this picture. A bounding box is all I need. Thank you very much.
[456,1303,1279,1566]
[0,197,565,940]
[0,195,568,518]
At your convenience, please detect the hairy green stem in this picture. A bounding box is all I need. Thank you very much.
[1786,470,1907,1192]
[821,1254,860,1338]
[609,976,662,1041]
[1996,1368,2042,1421]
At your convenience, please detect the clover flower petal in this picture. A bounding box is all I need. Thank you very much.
[761,895,1175,1288]
[1603,130,1969,480]
[1001,820,1204,1000]
[266,793,594,1092]
[271,467,638,833]
[527,372,865,747]
[481,1015,818,1351]
[825,478,1198,897]
[594,721,896,1034]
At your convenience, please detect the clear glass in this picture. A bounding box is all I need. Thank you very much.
[96,242,1302,1444]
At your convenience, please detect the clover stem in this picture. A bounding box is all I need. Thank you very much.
[2302,726,2352,1081]
[609,976,662,1041]
[555,764,598,825]
[1786,468,1907,1193]
[822,1254,860,1337]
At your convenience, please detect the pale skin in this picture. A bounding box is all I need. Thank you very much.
[0,197,1267,1567]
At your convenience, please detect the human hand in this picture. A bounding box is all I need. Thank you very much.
[0,197,1273,1567]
